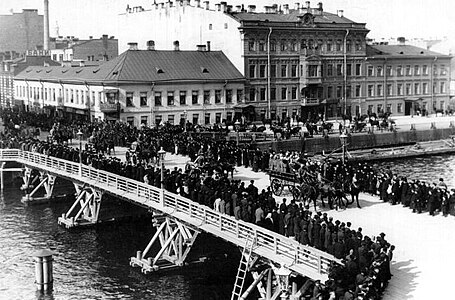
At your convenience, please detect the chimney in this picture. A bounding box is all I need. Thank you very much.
[128,42,138,50]
[79,60,85,67]
[397,37,406,45]
[294,3,300,11]
[147,40,155,50]
[43,0,50,50]
[173,40,180,51]
[265,6,271,13]
[44,61,50,67]
[283,4,289,14]
[195,0,201,7]
[207,41,211,51]
[196,44,207,51]
[271,4,278,13]
[306,1,310,9]
[204,1,209,10]
[317,2,323,11]
[235,5,242,12]
[89,36,93,39]
[215,3,221,11]
[247,5,256,13]
[102,34,108,40]
[221,2,227,12]
[337,10,344,17]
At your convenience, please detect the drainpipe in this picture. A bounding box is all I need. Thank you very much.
[431,56,437,114]
[59,80,64,118]
[383,57,387,114]
[39,79,45,111]
[267,27,273,120]
[150,82,155,127]
[343,29,350,120]
[84,81,91,122]
[25,79,30,111]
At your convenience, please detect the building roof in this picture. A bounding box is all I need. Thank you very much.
[15,50,245,83]
[366,44,451,59]
[231,9,360,26]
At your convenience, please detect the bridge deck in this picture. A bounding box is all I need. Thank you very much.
[0,149,342,282]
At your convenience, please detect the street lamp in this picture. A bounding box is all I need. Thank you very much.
[77,129,83,176]
[157,147,166,189]
[183,110,187,133]
[339,131,348,165]
[234,120,240,145]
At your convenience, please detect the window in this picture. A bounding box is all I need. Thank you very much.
[405,65,411,76]
[387,84,392,96]
[386,104,392,113]
[414,65,420,75]
[414,83,420,95]
[204,113,210,125]
[281,87,287,100]
[346,64,352,76]
[226,90,232,103]
[291,65,297,77]
[368,105,374,114]
[248,41,255,51]
[224,23,228,29]
[141,116,148,126]
[355,40,362,51]
[327,86,333,98]
[209,24,213,30]
[336,40,342,51]
[280,41,287,51]
[346,40,352,52]
[309,65,318,77]
[346,86,351,98]
[180,91,187,105]
[440,81,447,93]
[377,66,383,77]
[367,66,374,76]
[203,90,210,104]
[127,117,134,126]
[397,65,403,76]
[215,113,222,124]
[336,86,342,98]
[291,41,297,52]
[355,85,361,97]
[336,64,342,76]
[327,64,333,77]
[397,103,403,114]
[249,65,256,78]
[291,87,297,99]
[76,90,79,104]
[281,65,287,77]
[140,92,147,106]
[260,88,266,101]
[236,89,244,102]
[154,91,162,106]
[270,88,276,100]
[70,89,74,103]
[397,84,403,96]
[377,104,383,113]
[423,83,428,94]
[226,112,233,122]
[386,66,392,76]
[270,41,276,52]
[167,91,174,106]
[124,91,134,107]
[405,83,411,95]
[249,88,256,101]
[440,101,445,110]
[192,90,199,104]
[215,90,221,103]
[259,65,266,78]
[440,65,447,75]
[326,40,332,52]
[355,64,361,76]
[423,65,428,75]
[168,114,175,125]
[270,64,277,77]
[367,85,374,97]
[192,114,199,125]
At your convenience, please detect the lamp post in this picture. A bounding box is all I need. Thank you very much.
[77,129,83,176]
[339,131,348,165]
[157,147,166,189]
[234,120,240,145]
[183,110,187,133]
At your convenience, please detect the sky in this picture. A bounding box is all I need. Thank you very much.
[1,0,454,41]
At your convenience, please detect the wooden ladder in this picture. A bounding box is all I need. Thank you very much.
[231,236,256,300]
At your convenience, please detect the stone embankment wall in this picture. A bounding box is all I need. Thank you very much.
[258,128,455,154]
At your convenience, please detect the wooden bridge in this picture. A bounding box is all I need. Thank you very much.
[0,149,342,300]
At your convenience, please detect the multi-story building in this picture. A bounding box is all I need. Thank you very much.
[363,43,451,116]
[0,54,60,108]
[13,46,245,125]
[49,35,118,63]
[118,1,451,121]
[0,9,44,55]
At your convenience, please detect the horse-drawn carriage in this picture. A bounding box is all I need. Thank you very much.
[268,167,354,210]
[185,154,236,179]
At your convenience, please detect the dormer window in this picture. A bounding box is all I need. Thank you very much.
[201,67,209,73]
[156,67,164,74]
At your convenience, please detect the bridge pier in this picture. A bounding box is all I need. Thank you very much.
[58,184,103,228]
[130,214,201,273]
[21,169,57,205]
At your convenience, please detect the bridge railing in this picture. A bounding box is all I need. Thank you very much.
[1,149,341,279]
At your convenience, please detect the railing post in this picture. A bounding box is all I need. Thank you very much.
[219,214,222,231]
[274,237,277,254]
[317,255,322,274]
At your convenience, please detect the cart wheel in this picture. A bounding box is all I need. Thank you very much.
[271,179,283,196]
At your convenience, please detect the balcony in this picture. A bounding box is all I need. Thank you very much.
[100,102,119,113]
[301,98,319,106]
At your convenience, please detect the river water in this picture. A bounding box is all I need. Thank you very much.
[1,154,454,300]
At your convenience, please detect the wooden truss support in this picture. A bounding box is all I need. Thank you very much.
[130,215,200,274]
[21,170,56,204]
[58,184,103,228]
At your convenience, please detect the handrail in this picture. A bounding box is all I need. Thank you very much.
[0,149,342,280]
